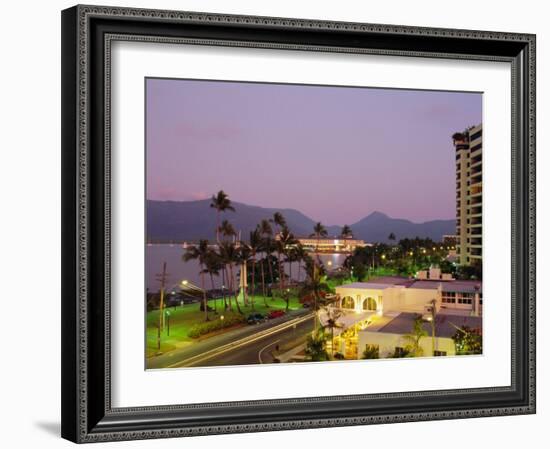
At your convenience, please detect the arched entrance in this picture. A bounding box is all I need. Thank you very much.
[362,297,377,311]
[341,296,355,309]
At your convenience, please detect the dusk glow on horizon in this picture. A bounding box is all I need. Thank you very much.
[146,78,482,225]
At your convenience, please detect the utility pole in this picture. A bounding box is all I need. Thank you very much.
[156,262,168,350]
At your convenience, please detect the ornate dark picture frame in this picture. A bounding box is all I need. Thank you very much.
[61,4,536,443]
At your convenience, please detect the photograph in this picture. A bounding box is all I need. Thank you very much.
[145,78,483,369]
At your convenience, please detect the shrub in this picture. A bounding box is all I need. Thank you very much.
[187,314,246,338]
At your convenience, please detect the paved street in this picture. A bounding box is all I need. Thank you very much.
[147,309,313,369]
[195,314,314,367]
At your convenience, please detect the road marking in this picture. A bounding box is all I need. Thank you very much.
[167,313,314,368]
[258,339,281,364]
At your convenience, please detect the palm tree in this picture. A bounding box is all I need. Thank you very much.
[237,243,252,306]
[341,225,353,239]
[218,241,242,314]
[402,314,428,357]
[293,244,308,285]
[259,219,275,291]
[300,255,329,333]
[248,228,262,310]
[183,239,210,321]
[271,213,287,295]
[321,307,343,356]
[310,222,328,264]
[304,332,329,362]
[277,225,297,292]
[218,219,236,242]
[286,247,297,284]
[271,212,287,231]
[210,190,235,242]
[202,249,222,312]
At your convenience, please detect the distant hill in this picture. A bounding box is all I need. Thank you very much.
[146,199,455,243]
[349,211,455,243]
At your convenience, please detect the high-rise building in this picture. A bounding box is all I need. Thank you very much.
[453,124,482,266]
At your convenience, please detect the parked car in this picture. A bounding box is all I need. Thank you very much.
[267,310,286,319]
[246,313,266,325]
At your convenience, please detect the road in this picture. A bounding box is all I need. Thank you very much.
[147,309,313,369]
[195,315,314,367]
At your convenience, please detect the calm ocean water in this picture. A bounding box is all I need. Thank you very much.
[146,244,347,293]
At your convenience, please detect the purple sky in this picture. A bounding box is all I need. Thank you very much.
[146,78,481,226]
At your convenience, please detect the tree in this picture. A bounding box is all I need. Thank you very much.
[183,240,210,321]
[321,307,343,356]
[277,225,298,302]
[388,232,396,242]
[361,344,380,359]
[218,219,236,242]
[271,212,287,295]
[300,255,330,332]
[248,228,262,310]
[218,241,242,314]
[293,244,308,285]
[452,325,482,355]
[311,222,328,257]
[237,243,252,306]
[401,314,428,357]
[202,249,222,311]
[305,332,329,362]
[259,219,275,291]
[341,225,353,238]
[210,190,235,242]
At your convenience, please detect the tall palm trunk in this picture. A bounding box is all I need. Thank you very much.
[215,211,220,243]
[225,265,233,311]
[260,260,268,306]
[221,268,227,310]
[229,263,242,314]
[267,252,275,297]
[209,272,216,312]
[277,251,284,295]
[288,257,293,286]
[251,256,256,311]
[200,267,208,321]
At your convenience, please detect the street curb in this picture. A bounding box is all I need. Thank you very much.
[167,312,314,368]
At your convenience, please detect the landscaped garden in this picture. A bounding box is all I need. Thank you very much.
[146,293,303,357]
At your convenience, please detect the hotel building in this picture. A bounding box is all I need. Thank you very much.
[453,124,482,266]
[323,272,482,359]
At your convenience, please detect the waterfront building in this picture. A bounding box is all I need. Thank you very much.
[295,237,370,253]
[453,124,482,266]
[322,275,482,358]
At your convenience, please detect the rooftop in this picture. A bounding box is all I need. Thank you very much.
[369,312,482,338]
[337,282,398,290]
[337,277,481,293]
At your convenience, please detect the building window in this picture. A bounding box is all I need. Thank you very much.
[362,297,377,311]
[442,293,456,304]
[341,296,355,309]
[394,347,407,357]
[470,129,482,141]
[434,351,447,357]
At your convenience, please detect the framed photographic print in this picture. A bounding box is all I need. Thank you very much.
[61,4,536,443]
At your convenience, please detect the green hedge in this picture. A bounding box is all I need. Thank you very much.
[187,314,246,338]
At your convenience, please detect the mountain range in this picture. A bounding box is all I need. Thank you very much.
[147,199,455,244]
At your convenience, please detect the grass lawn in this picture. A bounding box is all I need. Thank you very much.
[146,293,303,357]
